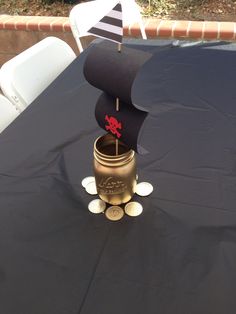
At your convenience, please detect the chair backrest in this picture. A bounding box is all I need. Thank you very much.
[0,37,76,112]
[121,0,146,31]
[0,94,19,133]
[69,0,146,52]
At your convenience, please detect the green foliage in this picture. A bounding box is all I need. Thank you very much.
[41,0,56,4]
[41,0,54,4]
[41,0,77,4]
[138,0,176,16]
[178,0,204,8]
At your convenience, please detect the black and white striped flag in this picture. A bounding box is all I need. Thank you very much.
[88,2,123,44]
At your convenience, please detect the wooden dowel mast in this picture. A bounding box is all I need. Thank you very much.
[115,42,122,155]
[116,97,119,112]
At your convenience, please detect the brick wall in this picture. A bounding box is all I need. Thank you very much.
[0,16,95,66]
[0,15,236,66]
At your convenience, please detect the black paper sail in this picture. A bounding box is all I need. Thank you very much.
[83,41,152,153]
[95,93,148,152]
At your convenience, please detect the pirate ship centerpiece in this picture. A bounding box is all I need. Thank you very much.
[81,1,153,220]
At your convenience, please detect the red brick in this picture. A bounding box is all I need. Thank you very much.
[51,18,66,32]
[188,21,204,39]
[63,22,71,33]
[218,22,235,40]
[4,17,17,30]
[145,19,160,37]
[158,20,175,37]
[129,22,142,37]
[38,19,53,32]
[0,16,13,30]
[123,25,129,36]
[173,20,190,38]
[15,21,27,31]
[26,17,42,31]
[203,22,219,39]
[13,16,30,31]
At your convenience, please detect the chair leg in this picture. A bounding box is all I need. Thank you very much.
[140,21,147,40]
[76,37,84,52]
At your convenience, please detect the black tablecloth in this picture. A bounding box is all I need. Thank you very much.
[0,40,236,314]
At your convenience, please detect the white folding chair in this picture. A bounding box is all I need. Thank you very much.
[121,0,147,40]
[0,37,76,112]
[0,94,19,133]
[69,0,147,52]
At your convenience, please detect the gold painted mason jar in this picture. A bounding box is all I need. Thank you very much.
[94,133,137,205]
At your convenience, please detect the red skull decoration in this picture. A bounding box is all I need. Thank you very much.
[105,115,122,138]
